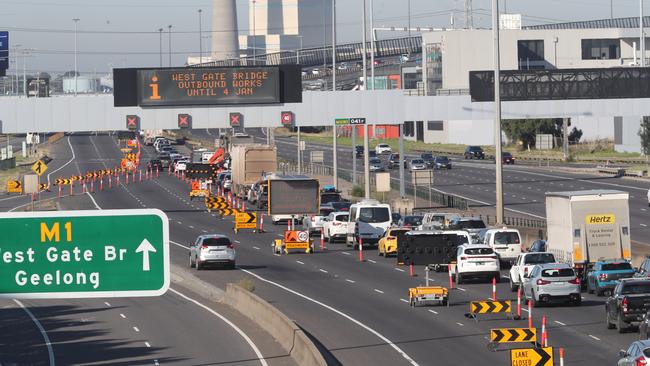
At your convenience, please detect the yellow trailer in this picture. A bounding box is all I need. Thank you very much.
[408,286,449,307]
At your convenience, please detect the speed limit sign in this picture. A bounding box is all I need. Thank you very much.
[297,231,309,242]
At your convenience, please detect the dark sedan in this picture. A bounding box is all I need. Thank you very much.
[433,156,452,169]
[502,152,515,164]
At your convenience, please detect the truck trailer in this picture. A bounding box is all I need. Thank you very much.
[230,144,277,198]
[545,190,632,281]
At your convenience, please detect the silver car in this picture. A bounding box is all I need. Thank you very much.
[409,159,427,171]
[369,158,385,172]
[189,234,236,270]
[618,340,650,366]
[522,263,581,306]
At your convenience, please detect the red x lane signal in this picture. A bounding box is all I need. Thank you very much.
[126,115,140,131]
[230,112,242,127]
[178,114,191,129]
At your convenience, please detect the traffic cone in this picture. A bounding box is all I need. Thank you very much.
[409,263,414,277]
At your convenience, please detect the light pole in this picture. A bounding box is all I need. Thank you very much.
[198,9,203,64]
[296,36,303,64]
[73,18,80,97]
[492,0,504,224]
[332,0,338,189]
[408,0,411,37]
[252,0,257,65]
[370,0,375,90]
[158,28,163,67]
[168,25,173,67]
[641,0,646,67]
[362,0,370,199]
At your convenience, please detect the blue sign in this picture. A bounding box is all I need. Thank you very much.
[0,31,8,70]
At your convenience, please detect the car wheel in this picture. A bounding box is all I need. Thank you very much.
[606,310,616,329]
[509,278,518,292]
[189,254,195,268]
[572,297,582,306]
[229,261,236,270]
[587,280,594,294]
[596,287,604,296]
[196,260,202,271]
[456,270,463,285]
[618,314,629,333]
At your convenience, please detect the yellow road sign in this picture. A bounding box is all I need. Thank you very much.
[219,208,236,216]
[510,347,553,366]
[235,212,257,230]
[490,328,536,343]
[470,300,511,314]
[207,202,230,210]
[31,160,48,176]
[7,180,22,193]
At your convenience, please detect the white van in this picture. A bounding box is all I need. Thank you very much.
[346,199,392,248]
[482,228,523,265]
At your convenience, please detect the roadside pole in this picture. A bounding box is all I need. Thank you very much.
[492,0,504,224]
[352,127,357,185]
[363,124,370,199]
[399,124,405,197]
[562,118,569,161]
[333,125,338,189]
[297,126,301,174]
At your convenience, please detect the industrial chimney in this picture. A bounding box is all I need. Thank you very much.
[211,0,239,61]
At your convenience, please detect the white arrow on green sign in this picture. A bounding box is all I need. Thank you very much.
[0,209,170,299]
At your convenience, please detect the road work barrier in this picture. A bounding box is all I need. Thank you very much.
[468,300,512,321]
[488,327,537,351]
[224,283,327,366]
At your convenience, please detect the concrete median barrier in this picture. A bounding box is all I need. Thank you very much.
[224,283,327,366]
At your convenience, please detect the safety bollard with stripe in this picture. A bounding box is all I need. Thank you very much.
[90,180,94,193]
[409,263,414,277]
[528,300,533,329]
[139,170,142,182]
[358,237,364,262]
[448,264,454,289]
[82,181,87,194]
[320,228,324,250]
[258,214,265,233]
[515,287,522,320]
[541,315,548,347]
[156,167,159,178]
[100,178,104,191]
[559,347,564,366]
[58,185,62,198]
[126,173,129,185]
[492,276,497,300]
[70,180,74,196]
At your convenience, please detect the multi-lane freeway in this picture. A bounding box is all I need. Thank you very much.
[3,132,648,365]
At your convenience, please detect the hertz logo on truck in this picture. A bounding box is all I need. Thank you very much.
[586,214,616,225]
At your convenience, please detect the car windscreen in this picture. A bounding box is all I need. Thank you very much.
[602,262,633,271]
[541,268,575,278]
[358,207,390,223]
[465,247,494,255]
[524,253,555,264]
[335,214,349,221]
[321,193,342,204]
[319,209,334,216]
[421,154,433,159]
[403,216,423,226]
[202,237,231,246]
[458,220,486,229]
[392,230,410,239]
[412,159,424,164]
[494,231,520,244]
[435,157,449,162]
[469,146,482,151]
[621,282,650,294]
[370,158,382,164]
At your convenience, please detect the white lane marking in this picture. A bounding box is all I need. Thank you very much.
[346,279,356,283]
[374,289,384,294]
[154,360,160,365]
[46,135,77,180]
[589,335,601,341]
[253,246,260,250]
[368,259,377,264]
[273,254,281,257]
[276,234,283,237]
[104,302,111,307]
[237,268,419,366]
[456,322,464,327]
[503,275,510,279]
[400,298,409,303]
[296,260,305,265]
[133,327,140,332]
[177,221,183,225]
[554,321,566,326]
[341,252,351,256]
[395,268,405,272]
[643,208,647,212]
[14,299,55,366]
[169,288,269,366]
[201,230,208,233]
[642,224,648,227]
[145,342,151,348]
[456,287,466,292]
[188,225,195,229]
[234,240,241,244]
[319,269,328,273]
[120,313,126,319]
[428,309,438,315]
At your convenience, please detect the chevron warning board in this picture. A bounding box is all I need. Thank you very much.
[470,300,511,314]
[510,347,553,366]
[235,212,257,230]
[207,202,230,210]
[219,208,236,216]
[205,196,227,204]
[490,328,536,343]
[55,179,72,185]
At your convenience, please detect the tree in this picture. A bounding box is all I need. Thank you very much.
[568,127,583,144]
[639,116,650,156]
[501,119,557,149]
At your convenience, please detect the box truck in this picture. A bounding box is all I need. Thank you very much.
[230,144,277,198]
[545,190,632,281]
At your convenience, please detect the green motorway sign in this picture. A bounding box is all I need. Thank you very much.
[0,209,169,299]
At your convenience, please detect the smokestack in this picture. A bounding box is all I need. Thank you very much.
[211,0,239,60]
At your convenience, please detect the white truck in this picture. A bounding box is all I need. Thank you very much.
[346,199,392,249]
[546,190,632,282]
[508,252,556,291]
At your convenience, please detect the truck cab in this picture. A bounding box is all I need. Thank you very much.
[346,200,392,249]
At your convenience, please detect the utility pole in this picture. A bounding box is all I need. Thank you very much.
[158,28,163,67]
[641,0,646,67]
[562,118,569,161]
[198,9,203,65]
[297,126,301,174]
[252,0,257,66]
[352,127,357,185]
[370,0,375,90]
[332,0,338,189]
[399,124,405,197]
[168,25,173,67]
[492,0,504,224]
[362,0,370,199]
[465,0,474,29]
[73,18,80,97]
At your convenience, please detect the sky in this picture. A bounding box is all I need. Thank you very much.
[0,0,647,76]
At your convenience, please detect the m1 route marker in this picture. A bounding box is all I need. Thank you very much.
[0,209,169,299]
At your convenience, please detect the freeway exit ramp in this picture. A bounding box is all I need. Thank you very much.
[0,209,169,299]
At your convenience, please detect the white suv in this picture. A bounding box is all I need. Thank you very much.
[483,228,522,265]
[323,212,350,242]
[452,244,500,284]
[375,143,392,155]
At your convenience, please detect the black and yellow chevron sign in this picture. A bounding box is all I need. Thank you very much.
[207,202,230,210]
[205,196,226,204]
[39,183,49,191]
[55,178,72,185]
[510,347,553,366]
[219,208,237,216]
[490,328,536,343]
[470,300,511,314]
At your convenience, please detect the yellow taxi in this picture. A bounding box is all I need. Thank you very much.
[378,228,410,257]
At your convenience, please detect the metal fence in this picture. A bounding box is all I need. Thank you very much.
[477,215,547,229]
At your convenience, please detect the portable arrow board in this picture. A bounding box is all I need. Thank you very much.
[0,209,169,299]
[490,328,536,343]
[235,212,257,230]
[510,347,553,366]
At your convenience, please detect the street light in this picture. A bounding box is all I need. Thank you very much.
[158,28,163,67]
[198,9,203,65]
[73,18,80,97]
[252,0,257,65]
[492,0,504,223]
[168,25,173,67]
[641,0,646,67]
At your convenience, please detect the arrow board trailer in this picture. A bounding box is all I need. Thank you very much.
[0,209,170,299]
[268,175,320,216]
[545,190,632,281]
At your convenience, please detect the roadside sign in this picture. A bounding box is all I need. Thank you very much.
[299,141,306,151]
[470,300,511,314]
[120,148,132,153]
[127,139,137,147]
[7,180,22,193]
[376,172,391,192]
[219,208,236,216]
[283,230,311,250]
[235,212,257,230]
[334,118,350,125]
[310,151,324,163]
[281,111,294,127]
[510,347,553,366]
[191,181,200,191]
[490,328,536,343]
[0,209,169,299]
[350,117,366,125]
[31,159,48,176]
[230,112,242,127]
[178,114,191,129]
[23,174,39,194]
[126,115,140,131]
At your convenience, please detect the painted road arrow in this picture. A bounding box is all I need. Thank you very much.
[135,238,157,271]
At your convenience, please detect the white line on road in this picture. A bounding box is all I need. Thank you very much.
[400,298,409,303]
[428,310,438,315]
[253,246,260,250]
[319,268,328,273]
[145,342,151,348]
[154,360,160,365]
[554,321,566,326]
[234,240,241,243]
[642,224,648,227]
[14,299,55,366]
[457,287,466,292]
[368,259,377,263]
[346,279,356,283]
[188,225,194,229]
[589,335,601,341]
[456,322,464,327]
[296,260,305,265]
[104,302,111,307]
[120,313,126,319]
[341,252,351,255]
[395,268,405,272]
[374,289,384,294]
[133,327,140,332]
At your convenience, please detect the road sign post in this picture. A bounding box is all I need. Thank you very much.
[0,209,169,299]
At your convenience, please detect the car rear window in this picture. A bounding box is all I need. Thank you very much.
[320,208,334,216]
[494,231,520,244]
[541,268,575,278]
[524,253,555,264]
[602,262,633,271]
[464,247,494,255]
[321,193,342,204]
[621,283,650,294]
[202,237,231,246]
[458,220,486,229]
[404,216,423,226]
[359,207,390,223]
[335,214,349,221]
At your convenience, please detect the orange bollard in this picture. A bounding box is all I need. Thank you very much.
[320,228,325,250]
[90,180,94,193]
[258,214,265,233]
[542,315,548,347]
[100,179,104,191]
[492,276,497,300]
[516,287,522,320]
[528,300,533,329]
[409,263,414,277]
[559,348,564,366]
[448,264,454,289]
[70,180,74,196]
[126,173,129,185]
[358,237,364,262]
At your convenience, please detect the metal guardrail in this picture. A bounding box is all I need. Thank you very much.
[201,36,422,69]
[478,215,547,229]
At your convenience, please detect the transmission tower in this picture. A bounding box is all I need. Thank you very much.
[464,0,473,29]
